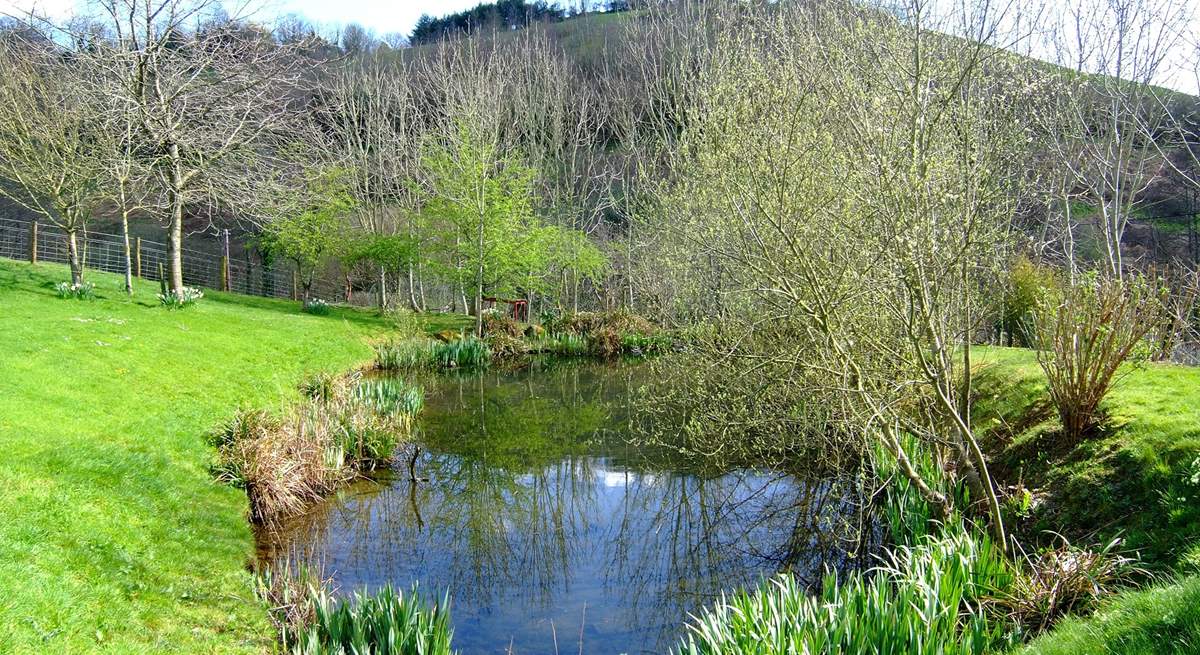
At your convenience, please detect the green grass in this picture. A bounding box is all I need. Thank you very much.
[0,259,465,653]
[1018,576,1200,655]
[972,346,1200,654]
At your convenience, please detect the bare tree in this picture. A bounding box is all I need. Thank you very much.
[0,39,108,286]
[1041,0,1189,277]
[71,0,311,295]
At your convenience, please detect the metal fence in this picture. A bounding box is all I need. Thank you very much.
[0,216,354,301]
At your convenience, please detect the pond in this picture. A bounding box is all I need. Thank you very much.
[259,359,877,654]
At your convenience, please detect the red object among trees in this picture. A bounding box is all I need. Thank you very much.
[483,296,528,321]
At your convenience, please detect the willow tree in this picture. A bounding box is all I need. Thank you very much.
[639,0,1035,544]
[0,40,107,286]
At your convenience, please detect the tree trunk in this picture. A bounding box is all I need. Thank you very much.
[417,263,427,312]
[407,264,421,312]
[167,190,184,293]
[121,212,133,295]
[476,214,485,337]
[66,230,84,286]
[167,147,186,294]
[378,265,388,310]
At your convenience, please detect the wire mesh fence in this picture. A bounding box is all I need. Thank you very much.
[0,216,344,301]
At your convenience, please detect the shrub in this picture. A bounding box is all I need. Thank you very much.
[303,298,331,315]
[1032,274,1167,441]
[1001,257,1056,346]
[481,311,522,338]
[290,585,454,655]
[55,280,95,299]
[158,286,203,309]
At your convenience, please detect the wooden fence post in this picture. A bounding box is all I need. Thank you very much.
[221,229,231,292]
[135,237,142,278]
[291,269,300,301]
[29,221,37,264]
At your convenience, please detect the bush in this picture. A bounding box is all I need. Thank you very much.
[303,298,331,315]
[1001,257,1056,346]
[481,311,522,338]
[485,332,526,360]
[55,280,95,299]
[1032,274,1167,441]
[290,585,454,655]
[158,286,203,309]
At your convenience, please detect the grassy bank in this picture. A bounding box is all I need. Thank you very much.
[973,347,1200,654]
[0,260,463,653]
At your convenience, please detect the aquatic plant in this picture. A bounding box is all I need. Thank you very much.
[291,585,455,655]
[432,337,490,370]
[484,332,526,360]
[352,378,424,421]
[678,526,1014,655]
[374,338,438,371]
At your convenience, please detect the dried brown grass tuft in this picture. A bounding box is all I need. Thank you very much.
[210,373,416,525]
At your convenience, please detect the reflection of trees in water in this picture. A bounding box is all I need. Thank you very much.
[259,360,876,650]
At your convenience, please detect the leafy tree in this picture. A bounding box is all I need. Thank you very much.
[420,128,540,334]
[260,170,356,302]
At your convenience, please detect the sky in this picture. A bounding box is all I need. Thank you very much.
[0,0,496,37]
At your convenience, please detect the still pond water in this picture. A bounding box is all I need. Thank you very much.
[260,360,874,654]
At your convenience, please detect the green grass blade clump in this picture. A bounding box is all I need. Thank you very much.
[292,585,455,655]
[678,526,1013,655]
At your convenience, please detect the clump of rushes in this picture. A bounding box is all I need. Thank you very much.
[291,585,455,655]
[374,338,439,371]
[374,337,491,371]
[541,309,665,358]
[679,527,1014,655]
[209,372,424,524]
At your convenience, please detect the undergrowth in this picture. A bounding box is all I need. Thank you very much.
[210,372,422,524]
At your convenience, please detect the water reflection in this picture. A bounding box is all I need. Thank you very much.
[260,360,876,654]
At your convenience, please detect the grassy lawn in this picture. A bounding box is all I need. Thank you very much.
[0,259,466,653]
[973,347,1200,654]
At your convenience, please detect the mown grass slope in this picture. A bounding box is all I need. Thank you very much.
[0,260,464,653]
[973,347,1200,654]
